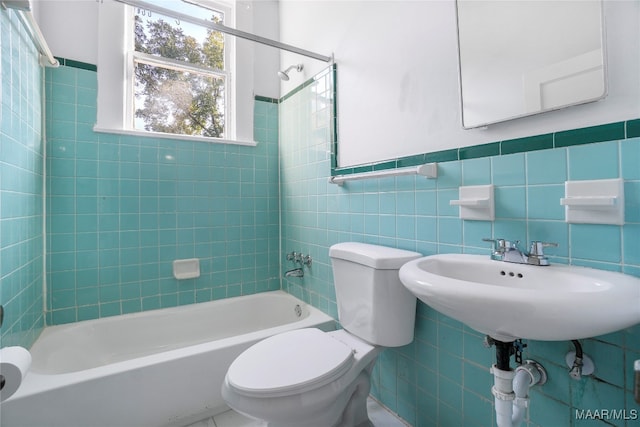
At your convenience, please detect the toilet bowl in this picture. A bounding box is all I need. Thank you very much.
[222,328,379,427]
[221,243,421,427]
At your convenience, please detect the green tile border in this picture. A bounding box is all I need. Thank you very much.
[373,161,397,171]
[626,119,640,138]
[501,133,553,155]
[425,149,459,163]
[331,64,339,171]
[54,57,97,72]
[254,95,278,104]
[554,122,625,148]
[459,142,500,160]
[397,154,427,169]
[331,119,639,178]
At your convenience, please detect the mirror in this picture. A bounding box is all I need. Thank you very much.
[456,0,606,129]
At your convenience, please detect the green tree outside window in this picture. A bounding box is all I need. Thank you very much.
[133,11,226,138]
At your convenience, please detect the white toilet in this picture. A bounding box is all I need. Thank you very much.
[221,242,421,427]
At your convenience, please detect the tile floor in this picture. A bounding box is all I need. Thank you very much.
[185,397,408,427]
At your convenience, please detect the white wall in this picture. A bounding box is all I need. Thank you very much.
[279,0,640,168]
[238,0,280,100]
[36,0,99,65]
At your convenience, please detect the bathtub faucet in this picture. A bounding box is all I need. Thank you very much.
[285,268,304,278]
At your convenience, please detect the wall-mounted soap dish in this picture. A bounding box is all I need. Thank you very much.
[173,258,200,280]
[450,184,495,221]
[561,178,624,225]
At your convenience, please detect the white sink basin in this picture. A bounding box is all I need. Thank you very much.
[399,254,640,342]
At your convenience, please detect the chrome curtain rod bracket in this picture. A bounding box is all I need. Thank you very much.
[113,0,333,63]
[2,0,59,67]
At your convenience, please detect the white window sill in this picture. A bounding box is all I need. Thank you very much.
[92,126,258,147]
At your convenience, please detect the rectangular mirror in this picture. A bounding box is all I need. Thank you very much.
[456,0,607,129]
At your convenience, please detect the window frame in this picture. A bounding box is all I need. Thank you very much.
[96,0,261,146]
[124,1,234,140]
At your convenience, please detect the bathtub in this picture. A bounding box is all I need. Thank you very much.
[1,291,335,427]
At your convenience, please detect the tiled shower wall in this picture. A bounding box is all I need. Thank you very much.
[0,9,45,349]
[280,70,640,426]
[45,63,281,324]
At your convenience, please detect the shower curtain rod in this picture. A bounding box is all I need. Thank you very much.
[113,0,333,63]
[1,0,59,67]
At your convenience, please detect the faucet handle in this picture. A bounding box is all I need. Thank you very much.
[301,254,312,267]
[528,241,558,266]
[529,241,558,256]
[483,238,509,258]
[483,238,509,252]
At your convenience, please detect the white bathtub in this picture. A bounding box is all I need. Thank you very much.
[1,291,335,427]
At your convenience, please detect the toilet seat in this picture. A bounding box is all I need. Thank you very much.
[226,328,354,398]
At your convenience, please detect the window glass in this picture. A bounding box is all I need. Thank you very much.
[133,58,226,137]
[132,4,227,138]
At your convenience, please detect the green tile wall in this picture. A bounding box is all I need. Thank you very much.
[0,8,46,348]
[45,64,281,324]
[280,70,640,426]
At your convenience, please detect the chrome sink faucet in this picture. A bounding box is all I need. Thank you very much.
[483,238,557,266]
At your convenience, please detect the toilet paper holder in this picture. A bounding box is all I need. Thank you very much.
[0,346,32,402]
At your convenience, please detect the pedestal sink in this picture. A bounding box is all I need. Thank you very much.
[399,254,640,342]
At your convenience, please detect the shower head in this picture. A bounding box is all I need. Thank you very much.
[278,64,304,81]
[277,70,290,81]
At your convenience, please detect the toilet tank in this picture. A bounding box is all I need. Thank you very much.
[329,242,421,347]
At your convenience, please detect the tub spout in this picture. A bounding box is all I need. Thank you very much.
[285,268,304,278]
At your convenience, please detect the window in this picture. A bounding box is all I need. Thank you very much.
[96,0,271,145]
[128,3,230,138]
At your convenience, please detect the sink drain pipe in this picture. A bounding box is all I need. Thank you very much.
[490,340,547,427]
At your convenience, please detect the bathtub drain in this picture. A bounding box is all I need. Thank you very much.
[294,304,302,317]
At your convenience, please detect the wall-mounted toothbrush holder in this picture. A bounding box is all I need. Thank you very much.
[286,252,312,267]
[450,184,495,221]
[560,178,624,225]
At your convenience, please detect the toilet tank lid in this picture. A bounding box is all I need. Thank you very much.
[329,242,421,269]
